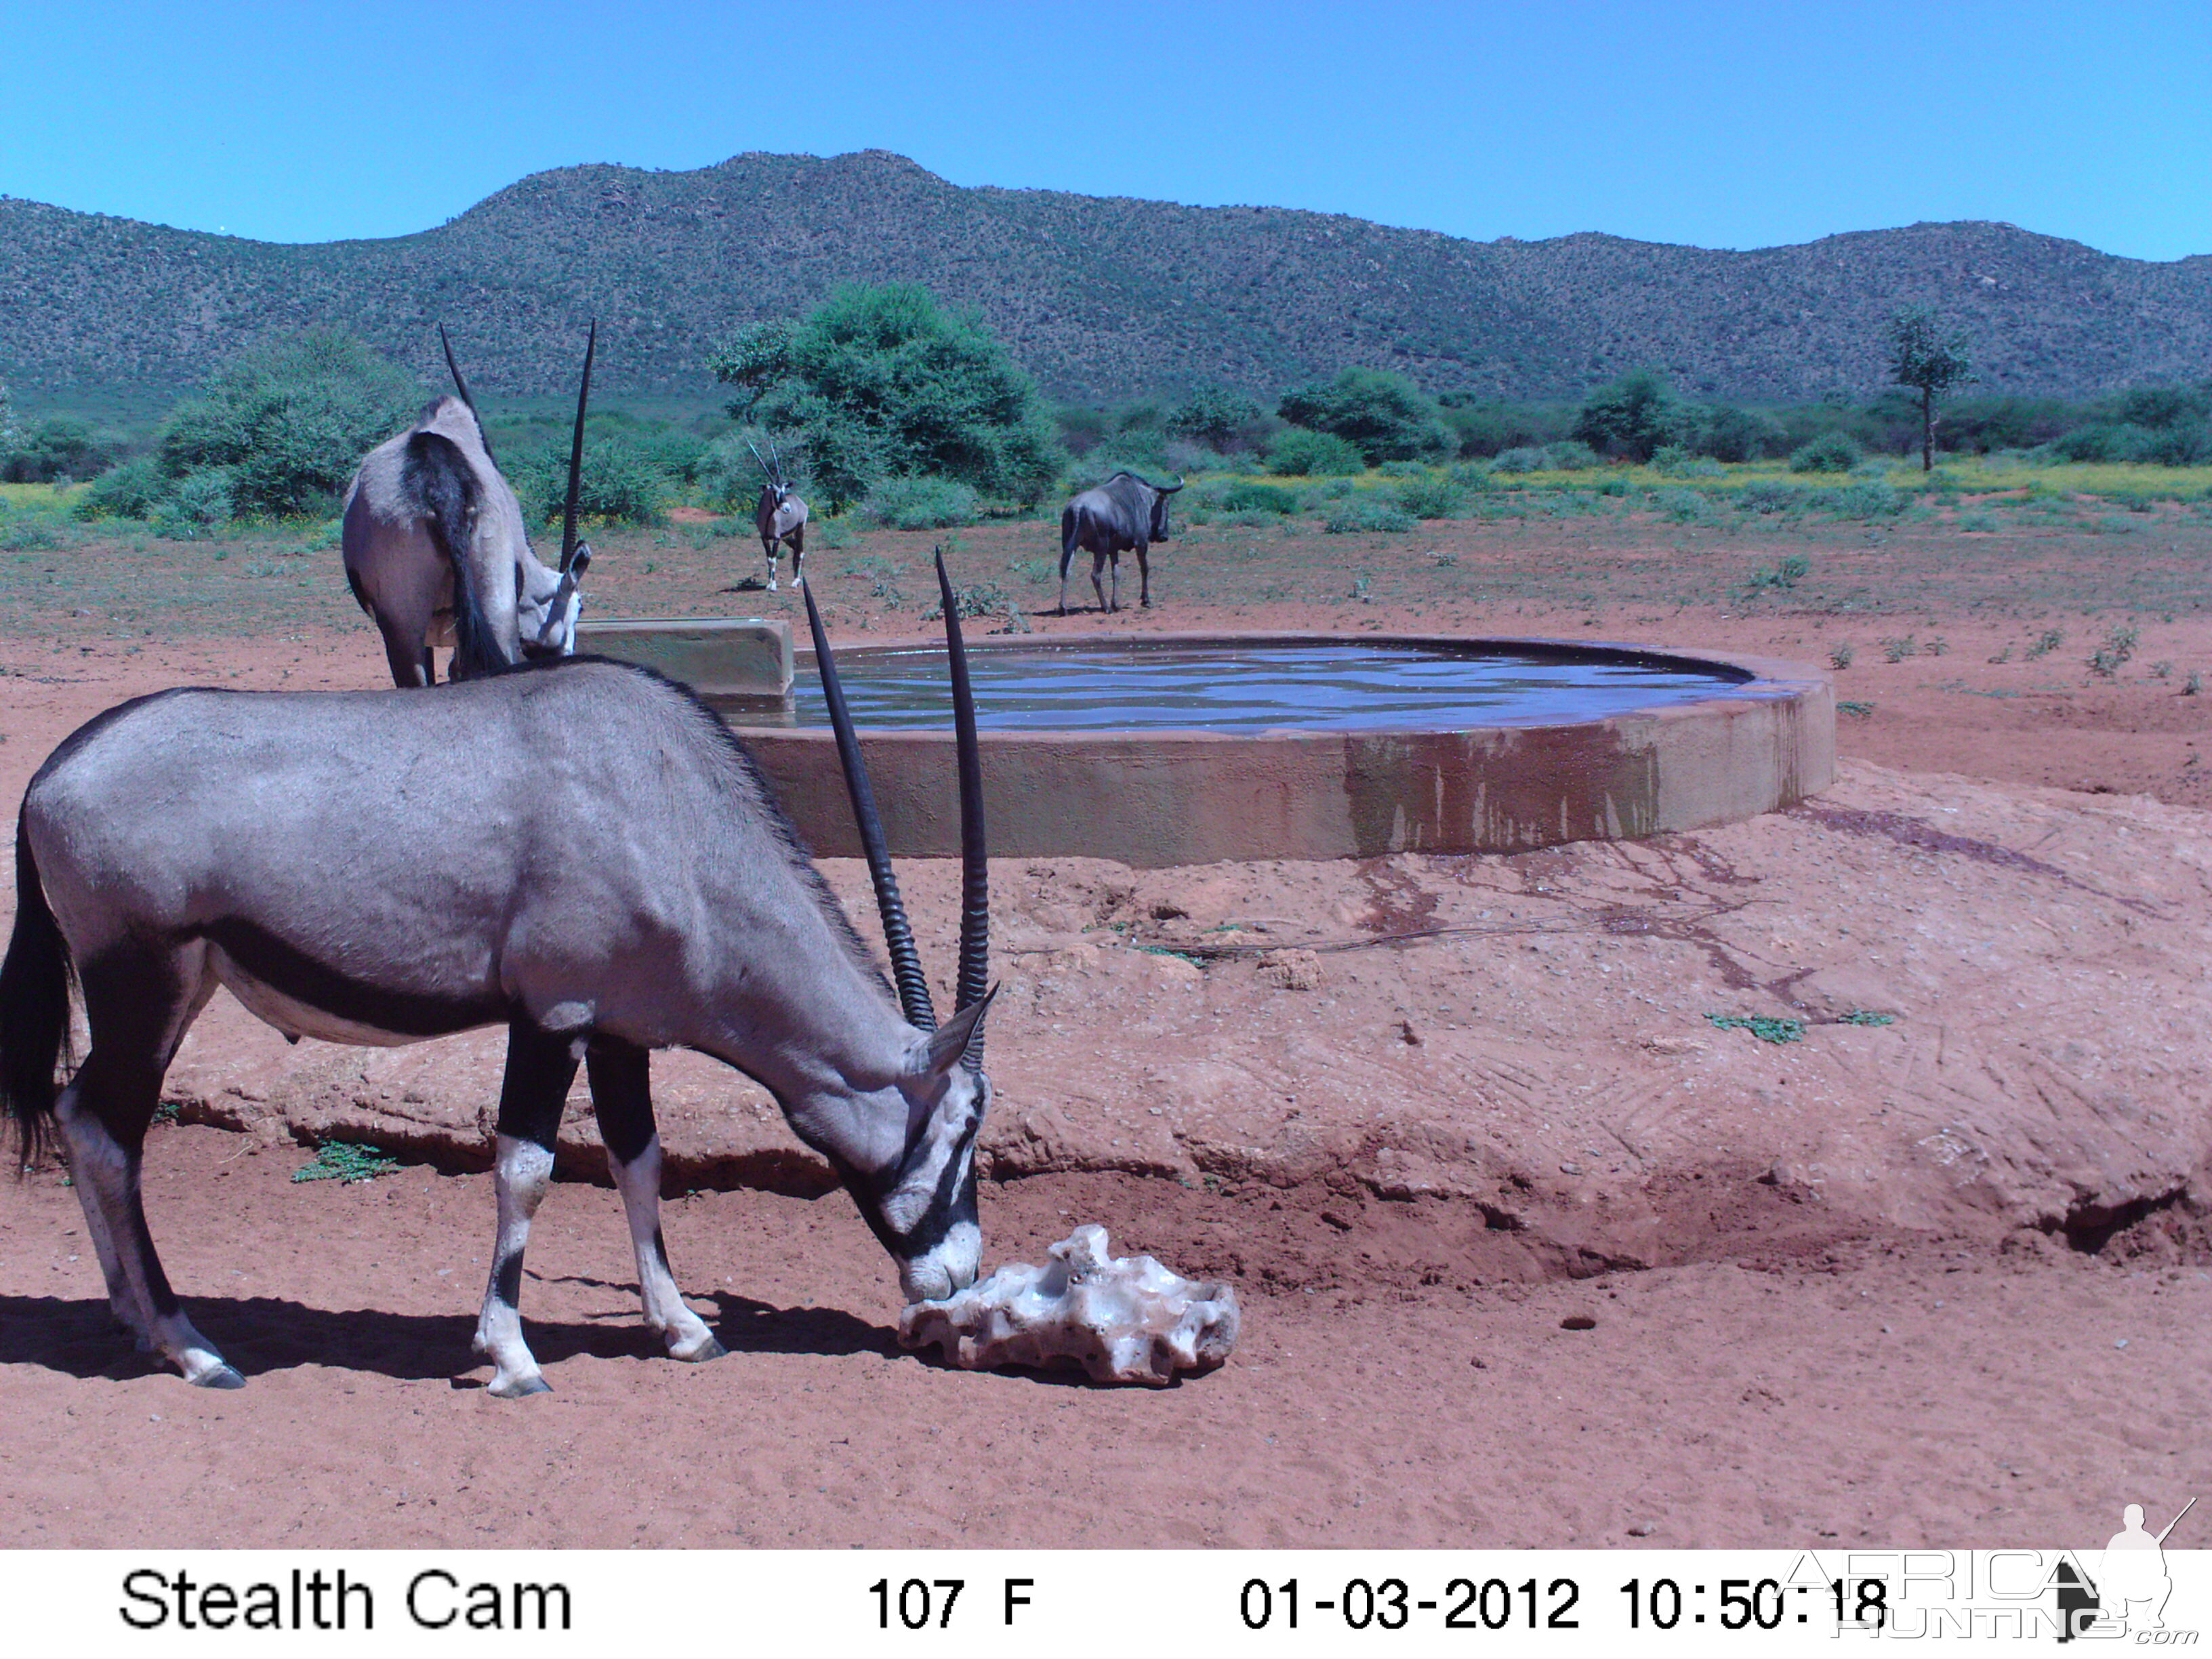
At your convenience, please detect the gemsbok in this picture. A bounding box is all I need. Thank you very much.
[750,436,809,592]
[340,324,596,687]
[1,552,996,1397]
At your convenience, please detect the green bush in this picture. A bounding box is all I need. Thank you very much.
[159,329,424,517]
[153,468,237,539]
[712,283,1063,511]
[1277,367,1452,464]
[862,474,979,529]
[1572,369,1685,462]
[1736,478,1808,514]
[1491,445,1548,474]
[1789,431,1864,473]
[1,415,125,483]
[1393,474,1466,518]
[1321,495,1414,533]
[74,455,169,520]
[514,431,667,527]
[1219,479,1301,514]
[1698,405,1787,462]
[1265,428,1366,476]
[1167,386,1267,451]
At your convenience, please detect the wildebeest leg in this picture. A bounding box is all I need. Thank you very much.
[419,648,436,687]
[472,1021,578,1397]
[56,941,237,1386]
[1092,553,1111,613]
[587,1038,723,1363]
[1136,540,1152,608]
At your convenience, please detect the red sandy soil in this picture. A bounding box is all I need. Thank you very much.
[3,512,2210,1549]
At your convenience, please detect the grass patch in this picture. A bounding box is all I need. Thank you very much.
[291,1141,403,1185]
[1706,1013,1804,1044]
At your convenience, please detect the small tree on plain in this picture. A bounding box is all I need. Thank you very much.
[708,284,1063,512]
[1885,306,1974,472]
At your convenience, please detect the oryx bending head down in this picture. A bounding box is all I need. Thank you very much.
[1,552,996,1397]
[1059,470,1184,614]
[750,434,808,592]
[339,323,596,686]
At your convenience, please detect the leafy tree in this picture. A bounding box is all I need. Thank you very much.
[0,380,18,452]
[1167,385,1267,452]
[1,415,124,483]
[1277,368,1451,464]
[159,329,423,516]
[710,283,1062,512]
[1571,369,1683,462]
[1696,405,1787,463]
[1885,306,1974,472]
[1265,428,1366,476]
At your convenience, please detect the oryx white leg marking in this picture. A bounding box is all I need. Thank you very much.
[474,1133,554,1397]
[55,1089,239,1387]
[607,1134,723,1361]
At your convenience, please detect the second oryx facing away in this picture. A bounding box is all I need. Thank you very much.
[1059,470,1185,613]
[1,554,996,1397]
[750,436,809,591]
[340,325,596,686]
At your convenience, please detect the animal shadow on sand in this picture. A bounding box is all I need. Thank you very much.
[0,1286,900,1389]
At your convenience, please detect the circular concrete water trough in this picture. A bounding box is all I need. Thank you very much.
[723,633,1832,867]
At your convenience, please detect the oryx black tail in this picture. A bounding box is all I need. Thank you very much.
[402,430,506,678]
[1,810,76,1168]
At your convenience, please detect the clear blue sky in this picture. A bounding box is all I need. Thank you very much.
[3,0,2207,260]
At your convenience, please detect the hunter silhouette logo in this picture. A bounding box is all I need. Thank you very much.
[2059,1497,2196,1641]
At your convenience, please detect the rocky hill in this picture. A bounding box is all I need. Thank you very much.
[3,149,2207,408]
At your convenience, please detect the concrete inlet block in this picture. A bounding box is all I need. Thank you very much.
[578,617,794,712]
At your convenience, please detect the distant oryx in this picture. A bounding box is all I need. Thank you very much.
[750,436,808,592]
[1059,470,1185,613]
[1,552,996,1397]
[340,324,596,687]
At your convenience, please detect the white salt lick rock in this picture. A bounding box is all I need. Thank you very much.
[898,1224,1241,1386]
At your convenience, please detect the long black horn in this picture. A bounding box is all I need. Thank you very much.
[933,547,989,1068]
[769,433,787,484]
[438,324,478,415]
[746,437,776,485]
[802,580,936,1031]
[559,319,596,576]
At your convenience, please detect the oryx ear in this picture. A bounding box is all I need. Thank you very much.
[921,985,998,1078]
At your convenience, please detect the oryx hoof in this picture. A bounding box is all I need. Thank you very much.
[488,1372,552,1400]
[669,1332,727,1364]
[768,579,779,592]
[190,1364,247,1391]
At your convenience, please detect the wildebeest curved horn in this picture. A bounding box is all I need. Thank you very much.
[802,579,937,1032]
[559,319,596,576]
[438,324,478,415]
[1158,474,1186,493]
[933,547,989,1068]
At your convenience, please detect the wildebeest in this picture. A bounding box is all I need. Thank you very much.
[750,437,809,591]
[0,553,996,1397]
[340,325,595,686]
[1059,470,1184,613]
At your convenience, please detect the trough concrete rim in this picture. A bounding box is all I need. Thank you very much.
[726,631,1834,865]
